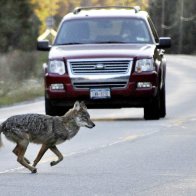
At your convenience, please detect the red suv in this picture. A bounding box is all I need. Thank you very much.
[37,6,171,120]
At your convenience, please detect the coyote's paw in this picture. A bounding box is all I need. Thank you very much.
[50,161,57,166]
[31,168,37,174]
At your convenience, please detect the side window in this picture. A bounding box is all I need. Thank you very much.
[147,17,159,43]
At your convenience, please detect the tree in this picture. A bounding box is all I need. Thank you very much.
[0,0,39,53]
[31,0,60,33]
[148,0,196,54]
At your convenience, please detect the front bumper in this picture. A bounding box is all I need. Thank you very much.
[45,71,158,108]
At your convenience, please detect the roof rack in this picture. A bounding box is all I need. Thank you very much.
[73,6,141,15]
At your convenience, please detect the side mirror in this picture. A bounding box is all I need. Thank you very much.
[37,40,51,51]
[157,37,171,49]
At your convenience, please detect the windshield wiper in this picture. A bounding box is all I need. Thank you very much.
[56,41,127,45]
[94,41,126,44]
[56,42,86,45]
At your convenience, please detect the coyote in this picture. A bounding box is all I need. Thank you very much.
[0,101,95,173]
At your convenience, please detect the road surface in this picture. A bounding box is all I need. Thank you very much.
[0,55,196,196]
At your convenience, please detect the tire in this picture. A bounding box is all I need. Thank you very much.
[159,84,166,118]
[45,98,68,116]
[144,92,160,120]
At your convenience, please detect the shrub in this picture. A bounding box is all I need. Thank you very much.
[0,50,46,104]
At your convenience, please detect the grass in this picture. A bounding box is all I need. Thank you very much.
[0,80,44,106]
[0,90,43,106]
[0,50,47,107]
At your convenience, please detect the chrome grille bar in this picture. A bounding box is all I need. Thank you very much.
[73,81,127,89]
[69,60,131,74]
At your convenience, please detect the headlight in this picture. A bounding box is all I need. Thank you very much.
[135,59,154,73]
[48,60,65,75]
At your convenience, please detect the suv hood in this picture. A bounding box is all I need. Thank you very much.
[49,44,156,59]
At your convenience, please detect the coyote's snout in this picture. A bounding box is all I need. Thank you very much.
[0,101,95,173]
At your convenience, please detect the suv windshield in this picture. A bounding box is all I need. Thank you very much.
[54,18,152,45]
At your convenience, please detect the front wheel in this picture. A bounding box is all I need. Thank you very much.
[159,84,166,118]
[45,98,68,116]
[144,93,160,120]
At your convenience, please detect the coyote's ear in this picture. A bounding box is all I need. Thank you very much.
[73,101,80,111]
[80,101,87,110]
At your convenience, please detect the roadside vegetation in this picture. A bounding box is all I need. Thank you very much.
[0,51,47,106]
[0,0,195,107]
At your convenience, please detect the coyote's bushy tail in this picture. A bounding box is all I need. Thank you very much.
[0,124,3,147]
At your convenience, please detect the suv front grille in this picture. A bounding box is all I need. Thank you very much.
[67,58,133,90]
[69,59,131,74]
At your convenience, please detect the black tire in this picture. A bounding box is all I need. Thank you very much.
[144,92,160,120]
[159,84,166,118]
[45,98,68,116]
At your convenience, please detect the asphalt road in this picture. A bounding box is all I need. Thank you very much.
[0,55,196,196]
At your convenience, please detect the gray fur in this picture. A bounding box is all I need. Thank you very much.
[0,101,95,173]
[2,114,67,145]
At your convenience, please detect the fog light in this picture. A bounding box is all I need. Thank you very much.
[51,83,64,90]
[137,82,152,88]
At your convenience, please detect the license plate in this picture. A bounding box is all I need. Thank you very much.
[90,88,111,99]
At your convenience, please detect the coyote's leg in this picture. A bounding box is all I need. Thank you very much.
[33,144,49,167]
[49,146,63,166]
[17,141,37,173]
[13,144,30,164]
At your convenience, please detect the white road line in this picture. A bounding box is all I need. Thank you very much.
[0,167,24,174]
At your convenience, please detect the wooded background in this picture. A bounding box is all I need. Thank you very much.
[0,0,195,105]
[0,0,195,54]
